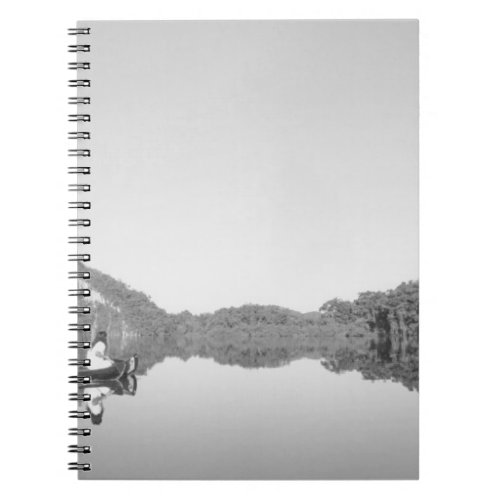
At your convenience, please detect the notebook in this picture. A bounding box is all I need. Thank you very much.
[68,20,419,480]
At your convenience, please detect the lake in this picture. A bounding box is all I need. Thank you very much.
[81,355,418,479]
[78,274,419,479]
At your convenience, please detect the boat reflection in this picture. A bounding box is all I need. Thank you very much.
[82,375,138,425]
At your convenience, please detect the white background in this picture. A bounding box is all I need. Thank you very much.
[1,0,499,498]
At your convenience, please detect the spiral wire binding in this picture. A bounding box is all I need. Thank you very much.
[68,26,92,472]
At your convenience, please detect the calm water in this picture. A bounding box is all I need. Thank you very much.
[82,356,418,479]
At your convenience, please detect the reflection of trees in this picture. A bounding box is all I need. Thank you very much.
[321,333,419,392]
[79,264,418,391]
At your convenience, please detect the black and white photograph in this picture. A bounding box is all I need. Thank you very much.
[5,0,500,497]
[74,20,418,479]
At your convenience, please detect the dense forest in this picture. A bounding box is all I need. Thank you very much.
[78,264,418,390]
[319,281,419,339]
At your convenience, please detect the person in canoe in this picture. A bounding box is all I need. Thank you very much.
[83,330,139,380]
[87,331,114,369]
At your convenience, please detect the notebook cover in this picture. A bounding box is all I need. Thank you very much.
[72,20,419,479]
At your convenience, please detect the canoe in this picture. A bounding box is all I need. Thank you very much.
[85,375,137,396]
[79,355,138,381]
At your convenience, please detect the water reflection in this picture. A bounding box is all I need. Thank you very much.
[321,335,418,392]
[82,376,137,425]
[80,319,417,425]
[103,322,418,390]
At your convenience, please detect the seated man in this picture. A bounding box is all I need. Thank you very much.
[87,330,114,369]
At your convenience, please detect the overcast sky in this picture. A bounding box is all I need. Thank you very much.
[80,20,418,314]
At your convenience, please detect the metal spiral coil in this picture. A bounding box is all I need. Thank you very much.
[69,392,91,401]
[68,114,91,122]
[69,410,91,419]
[68,62,91,70]
[68,288,90,297]
[69,201,91,209]
[68,254,91,262]
[68,149,91,157]
[68,44,90,52]
[69,97,91,105]
[68,219,91,227]
[69,358,91,367]
[69,445,92,454]
[69,376,91,385]
[68,28,91,35]
[68,131,91,139]
[68,26,92,472]
[68,463,91,471]
[69,323,91,332]
[68,184,91,192]
[68,167,91,175]
[69,236,91,244]
[68,341,91,349]
[69,306,91,314]
[68,79,91,88]
[69,428,91,436]
[69,271,90,279]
